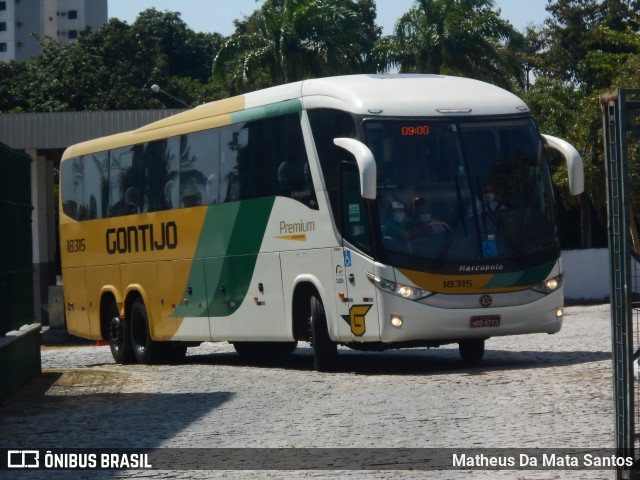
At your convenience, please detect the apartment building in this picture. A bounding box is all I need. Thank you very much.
[0,0,107,62]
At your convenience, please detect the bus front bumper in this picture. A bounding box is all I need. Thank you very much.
[375,288,564,344]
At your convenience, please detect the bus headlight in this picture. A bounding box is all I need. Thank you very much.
[532,273,564,294]
[366,272,431,301]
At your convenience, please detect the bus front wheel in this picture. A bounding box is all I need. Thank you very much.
[309,294,337,371]
[105,299,134,364]
[130,298,162,365]
[458,339,485,362]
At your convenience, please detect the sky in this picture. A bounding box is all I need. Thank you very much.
[107,0,551,36]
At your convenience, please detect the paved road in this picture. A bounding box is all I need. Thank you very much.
[0,304,622,479]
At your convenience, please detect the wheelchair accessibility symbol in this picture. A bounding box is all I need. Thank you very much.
[482,239,497,258]
[344,250,352,267]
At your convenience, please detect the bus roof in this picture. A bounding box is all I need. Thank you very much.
[62,74,529,159]
[300,74,528,117]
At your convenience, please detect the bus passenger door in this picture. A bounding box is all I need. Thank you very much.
[205,253,286,341]
[338,165,381,342]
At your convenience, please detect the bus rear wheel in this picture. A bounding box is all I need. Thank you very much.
[130,298,162,365]
[459,339,485,363]
[105,299,134,364]
[309,294,337,371]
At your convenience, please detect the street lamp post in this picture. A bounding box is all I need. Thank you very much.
[150,84,190,108]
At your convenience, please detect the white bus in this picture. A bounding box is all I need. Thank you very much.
[59,74,583,370]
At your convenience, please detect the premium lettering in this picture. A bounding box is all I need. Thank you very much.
[106,221,178,254]
[280,219,315,235]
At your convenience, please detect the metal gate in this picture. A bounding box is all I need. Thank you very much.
[601,89,640,479]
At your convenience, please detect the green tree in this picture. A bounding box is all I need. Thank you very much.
[521,78,604,248]
[0,9,223,112]
[534,0,640,248]
[379,0,523,89]
[213,0,381,95]
[83,10,223,109]
[19,34,103,112]
[514,26,546,91]
[542,0,640,91]
[0,60,29,113]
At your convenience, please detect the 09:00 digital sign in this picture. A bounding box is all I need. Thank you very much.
[401,125,430,136]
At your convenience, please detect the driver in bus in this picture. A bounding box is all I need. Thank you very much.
[413,197,447,235]
[467,182,507,217]
[482,183,506,212]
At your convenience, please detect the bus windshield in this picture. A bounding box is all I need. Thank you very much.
[363,118,557,265]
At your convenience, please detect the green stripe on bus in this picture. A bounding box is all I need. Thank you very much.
[230,99,302,124]
[174,197,276,318]
[483,261,555,289]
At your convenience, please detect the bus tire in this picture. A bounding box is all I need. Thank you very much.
[130,298,162,365]
[105,299,135,365]
[309,294,337,371]
[459,339,485,362]
[233,341,298,358]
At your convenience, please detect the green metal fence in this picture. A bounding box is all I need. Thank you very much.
[0,142,34,335]
[601,89,640,479]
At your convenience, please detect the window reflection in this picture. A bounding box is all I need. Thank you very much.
[61,111,318,221]
[363,118,557,261]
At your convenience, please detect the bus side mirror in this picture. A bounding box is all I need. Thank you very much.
[542,134,584,195]
[333,138,377,200]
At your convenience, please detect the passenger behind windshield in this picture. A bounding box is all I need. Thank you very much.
[381,201,416,242]
[413,197,450,235]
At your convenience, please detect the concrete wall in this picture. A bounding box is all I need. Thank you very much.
[562,248,610,303]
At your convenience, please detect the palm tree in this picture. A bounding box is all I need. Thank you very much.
[381,0,523,89]
[213,0,380,95]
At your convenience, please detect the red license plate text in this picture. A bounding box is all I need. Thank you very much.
[470,315,501,328]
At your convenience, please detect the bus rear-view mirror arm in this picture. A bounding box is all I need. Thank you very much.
[542,134,584,195]
[333,138,377,200]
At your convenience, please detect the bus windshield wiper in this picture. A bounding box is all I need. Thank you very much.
[433,176,465,268]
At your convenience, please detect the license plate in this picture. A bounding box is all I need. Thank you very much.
[470,315,501,328]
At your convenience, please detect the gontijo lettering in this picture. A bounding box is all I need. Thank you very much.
[106,221,178,254]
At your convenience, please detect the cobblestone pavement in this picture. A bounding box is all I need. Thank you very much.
[0,304,623,479]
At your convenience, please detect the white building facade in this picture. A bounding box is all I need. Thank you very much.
[0,0,107,62]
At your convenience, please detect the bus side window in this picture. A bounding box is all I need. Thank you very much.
[219,113,318,209]
[268,114,317,209]
[340,165,372,254]
[145,139,180,212]
[61,156,84,220]
[163,137,180,210]
[82,152,108,220]
[219,124,244,203]
[109,145,144,217]
[308,109,357,218]
[179,129,220,208]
